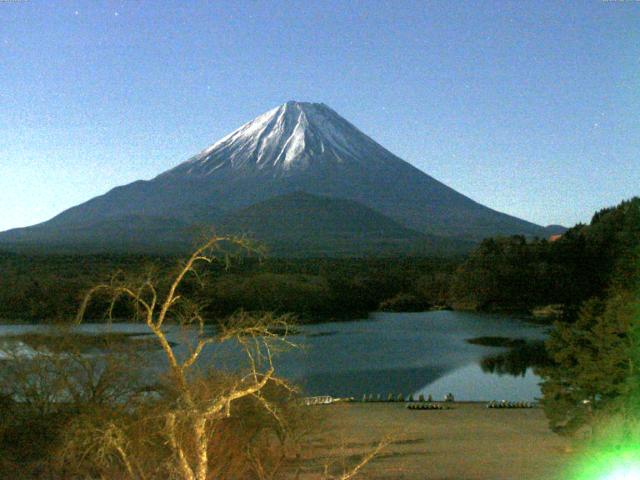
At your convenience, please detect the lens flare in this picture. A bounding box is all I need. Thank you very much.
[601,464,640,480]
[568,445,640,480]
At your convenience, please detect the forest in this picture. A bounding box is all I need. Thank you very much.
[452,197,640,318]
[0,253,459,323]
[0,198,638,326]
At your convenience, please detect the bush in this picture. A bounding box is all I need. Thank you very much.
[379,293,432,312]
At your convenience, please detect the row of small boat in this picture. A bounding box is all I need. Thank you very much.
[486,401,534,409]
[406,403,449,410]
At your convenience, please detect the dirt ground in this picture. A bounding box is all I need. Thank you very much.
[299,402,573,480]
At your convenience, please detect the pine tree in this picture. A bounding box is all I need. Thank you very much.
[539,293,637,435]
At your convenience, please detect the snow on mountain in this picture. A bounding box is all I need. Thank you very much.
[162,101,392,178]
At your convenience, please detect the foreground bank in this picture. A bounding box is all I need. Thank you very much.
[299,402,571,480]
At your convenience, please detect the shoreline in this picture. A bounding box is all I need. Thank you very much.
[0,306,550,326]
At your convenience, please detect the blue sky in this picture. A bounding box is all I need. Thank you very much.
[1,0,638,231]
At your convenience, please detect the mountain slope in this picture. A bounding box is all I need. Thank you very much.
[0,101,550,254]
[0,192,473,256]
[218,191,473,256]
[0,215,197,253]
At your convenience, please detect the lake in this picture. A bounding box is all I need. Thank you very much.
[0,311,549,402]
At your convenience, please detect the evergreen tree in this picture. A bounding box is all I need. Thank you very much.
[539,287,638,435]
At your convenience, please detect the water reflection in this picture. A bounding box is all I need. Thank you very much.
[0,311,550,401]
[415,364,543,402]
[479,341,551,377]
[298,365,452,397]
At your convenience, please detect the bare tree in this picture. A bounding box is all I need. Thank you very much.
[74,236,305,480]
[70,235,385,480]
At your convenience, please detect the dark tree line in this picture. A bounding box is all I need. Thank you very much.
[0,252,460,323]
[450,197,640,319]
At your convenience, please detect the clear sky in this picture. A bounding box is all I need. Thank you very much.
[1,0,638,232]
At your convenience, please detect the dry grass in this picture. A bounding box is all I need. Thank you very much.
[299,402,572,480]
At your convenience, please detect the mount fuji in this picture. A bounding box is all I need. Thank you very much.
[0,101,556,255]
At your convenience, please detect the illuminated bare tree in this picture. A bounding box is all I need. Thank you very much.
[73,235,384,480]
[75,236,300,480]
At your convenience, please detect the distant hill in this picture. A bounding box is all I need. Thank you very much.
[543,225,568,237]
[218,192,474,256]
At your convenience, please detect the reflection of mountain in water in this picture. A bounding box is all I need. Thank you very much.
[298,365,452,397]
[415,363,543,402]
[259,313,549,400]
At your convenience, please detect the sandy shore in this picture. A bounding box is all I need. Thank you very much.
[300,402,572,480]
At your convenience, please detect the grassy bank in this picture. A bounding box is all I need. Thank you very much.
[300,402,571,480]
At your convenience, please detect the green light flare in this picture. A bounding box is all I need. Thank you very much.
[567,445,640,480]
[601,465,640,480]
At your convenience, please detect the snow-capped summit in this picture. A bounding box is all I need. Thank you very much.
[162,101,393,178]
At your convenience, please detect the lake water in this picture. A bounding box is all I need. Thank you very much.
[0,311,549,402]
